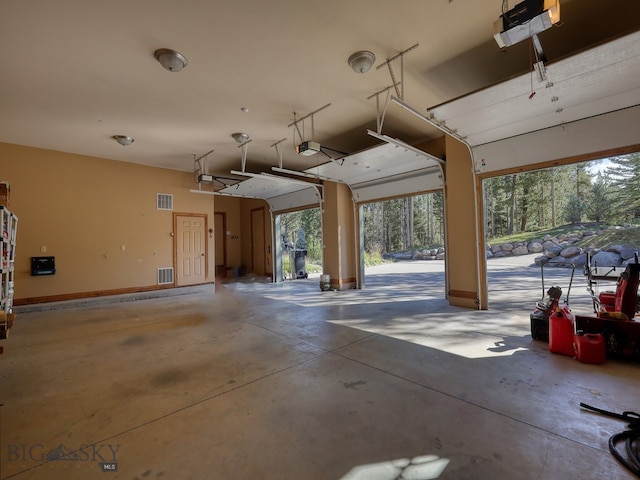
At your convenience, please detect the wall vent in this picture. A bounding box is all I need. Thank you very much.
[156,193,173,210]
[157,267,174,285]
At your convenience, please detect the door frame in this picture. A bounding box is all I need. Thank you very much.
[173,212,209,285]
[214,212,227,278]
[250,207,266,275]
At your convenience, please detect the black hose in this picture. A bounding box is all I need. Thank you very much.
[581,403,640,478]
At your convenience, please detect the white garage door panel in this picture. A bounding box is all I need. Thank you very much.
[268,187,321,212]
[353,173,443,203]
[428,30,640,155]
[475,104,640,172]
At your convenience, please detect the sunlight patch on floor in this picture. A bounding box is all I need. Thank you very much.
[328,311,531,359]
[260,289,445,307]
[340,454,450,480]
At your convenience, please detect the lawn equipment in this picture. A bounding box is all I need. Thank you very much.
[584,251,640,317]
[530,260,575,346]
[575,253,640,361]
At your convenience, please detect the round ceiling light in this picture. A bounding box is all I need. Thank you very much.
[154,48,188,72]
[231,132,250,144]
[347,51,376,74]
[113,135,134,146]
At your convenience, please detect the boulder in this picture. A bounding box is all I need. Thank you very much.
[619,247,639,260]
[589,251,622,267]
[512,245,529,255]
[569,253,588,267]
[545,245,563,258]
[527,242,544,253]
[560,246,581,258]
[500,243,514,251]
[542,240,557,250]
[547,256,574,267]
[607,245,624,254]
[534,255,549,265]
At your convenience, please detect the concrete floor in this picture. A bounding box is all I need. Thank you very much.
[1,256,638,479]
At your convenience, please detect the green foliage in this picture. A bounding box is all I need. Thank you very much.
[361,191,444,255]
[363,250,387,267]
[484,155,640,241]
[280,207,322,263]
[588,173,612,222]
[564,194,585,224]
[606,153,640,221]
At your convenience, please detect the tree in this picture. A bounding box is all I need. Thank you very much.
[508,174,517,235]
[606,153,640,222]
[564,194,584,224]
[588,173,612,222]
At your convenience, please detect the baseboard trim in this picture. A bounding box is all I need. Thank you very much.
[14,283,215,313]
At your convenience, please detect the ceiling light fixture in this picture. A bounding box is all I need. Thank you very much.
[348,51,376,73]
[112,135,134,146]
[231,132,250,144]
[154,48,188,72]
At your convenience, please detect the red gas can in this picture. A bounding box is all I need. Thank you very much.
[598,291,616,312]
[549,307,575,357]
[573,332,606,364]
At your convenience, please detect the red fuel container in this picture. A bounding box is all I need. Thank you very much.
[598,291,616,312]
[549,307,575,357]
[573,333,606,364]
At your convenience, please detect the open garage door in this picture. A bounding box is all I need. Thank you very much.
[426,30,640,173]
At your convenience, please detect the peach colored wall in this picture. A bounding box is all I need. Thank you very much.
[0,142,217,301]
[213,195,243,275]
[322,181,355,289]
[443,136,482,308]
[239,198,272,276]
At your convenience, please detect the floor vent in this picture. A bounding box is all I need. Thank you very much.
[157,267,174,285]
[156,193,173,210]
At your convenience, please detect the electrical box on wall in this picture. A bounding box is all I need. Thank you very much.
[31,256,56,275]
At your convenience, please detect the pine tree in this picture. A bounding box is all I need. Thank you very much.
[606,153,640,222]
[588,173,612,222]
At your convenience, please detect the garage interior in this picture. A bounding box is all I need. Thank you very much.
[1,0,640,478]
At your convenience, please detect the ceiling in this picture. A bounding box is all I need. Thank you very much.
[2,0,639,182]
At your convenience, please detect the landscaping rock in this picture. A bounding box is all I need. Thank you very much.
[569,253,588,268]
[589,251,622,267]
[560,246,581,258]
[527,242,544,253]
[385,225,639,268]
[545,245,563,258]
[512,245,529,255]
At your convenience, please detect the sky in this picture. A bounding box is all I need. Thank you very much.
[585,158,612,175]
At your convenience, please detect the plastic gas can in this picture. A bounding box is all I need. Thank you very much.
[549,307,575,356]
[598,291,616,312]
[573,332,606,364]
